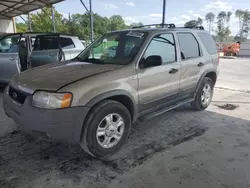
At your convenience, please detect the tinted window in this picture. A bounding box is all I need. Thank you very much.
[143,33,176,64]
[59,37,75,49]
[177,33,200,60]
[0,35,20,53]
[198,33,217,54]
[33,35,58,51]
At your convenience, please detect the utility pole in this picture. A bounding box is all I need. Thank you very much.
[51,6,56,32]
[28,13,32,31]
[162,0,166,28]
[89,0,94,42]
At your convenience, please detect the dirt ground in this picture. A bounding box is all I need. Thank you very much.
[1,59,250,188]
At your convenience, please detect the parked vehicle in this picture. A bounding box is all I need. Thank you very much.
[3,24,219,159]
[30,33,84,68]
[0,32,40,84]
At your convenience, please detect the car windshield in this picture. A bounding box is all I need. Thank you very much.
[76,31,148,65]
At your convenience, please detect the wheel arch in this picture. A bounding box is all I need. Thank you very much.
[195,70,217,95]
[85,90,138,122]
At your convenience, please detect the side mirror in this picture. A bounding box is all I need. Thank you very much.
[144,55,163,68]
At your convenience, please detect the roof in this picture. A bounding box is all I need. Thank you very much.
[0,32,79,38]
[112,27,208,34]
[0,0,64,19]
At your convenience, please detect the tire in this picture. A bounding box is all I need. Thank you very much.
[80,100,132,159]
[191,77,214,111]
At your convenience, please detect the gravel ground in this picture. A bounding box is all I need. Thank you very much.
[0,59,250,188]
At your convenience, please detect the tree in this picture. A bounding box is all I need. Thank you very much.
[205,12,215,33]
[197,17,203,26]
[14,7,137,41]
[235,9,250,42]
[108,15,127,31]
[16,22,28,33]
[184,20,198,28]
[216,11,232,42]
[30,7,67,33]
[184,17,203,28]
[129,22,143,28]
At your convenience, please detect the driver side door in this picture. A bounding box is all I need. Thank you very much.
[0,34,21,83]
[137,33,181,113]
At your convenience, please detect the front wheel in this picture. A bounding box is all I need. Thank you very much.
[80,100,132,159]
[191,77,214,111]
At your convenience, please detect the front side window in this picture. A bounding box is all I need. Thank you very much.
[143,33,176,64]
[76,31,148,65]
[177,33,200,60]
[0,35,20,53]
[33,35,59,51]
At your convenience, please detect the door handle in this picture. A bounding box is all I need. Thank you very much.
[169,68,179,74]
[197,62,204,67]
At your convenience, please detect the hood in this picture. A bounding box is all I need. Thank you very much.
[10,61,122,94]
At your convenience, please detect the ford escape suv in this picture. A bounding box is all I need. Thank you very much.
[3,24,219,159]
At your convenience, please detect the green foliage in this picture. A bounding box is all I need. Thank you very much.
[235,9,250,42]
[128,22,143,28]
[184,17,203,28]
[15,8,130,41]
[15,7,249,43]
[205,12,215,33]
[16,22,28,33]
[30,7,67,33]
[216,11,232,42]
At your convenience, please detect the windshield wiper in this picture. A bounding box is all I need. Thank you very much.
[85,58,105,64]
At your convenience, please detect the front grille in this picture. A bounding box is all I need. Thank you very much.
[9,87,30,104]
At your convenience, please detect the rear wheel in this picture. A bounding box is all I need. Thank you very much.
[80,100,131,159]
[191,77,214,111]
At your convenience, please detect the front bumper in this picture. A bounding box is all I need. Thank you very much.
[3,87,90,144]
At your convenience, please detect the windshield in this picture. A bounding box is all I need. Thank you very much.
[76,31,148,65]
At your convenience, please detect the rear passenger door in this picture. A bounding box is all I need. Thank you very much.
[197,32,219,66]
[177,32,204,97]
[59,37,75,60]
[137,33,181,113]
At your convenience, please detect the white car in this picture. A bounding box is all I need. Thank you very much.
[30,33,84,68]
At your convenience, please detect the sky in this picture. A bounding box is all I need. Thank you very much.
[44,0,250,35]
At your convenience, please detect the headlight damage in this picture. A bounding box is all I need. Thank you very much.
[32,91,73,109]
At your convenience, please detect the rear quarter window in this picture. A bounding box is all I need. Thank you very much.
[59,37,75,49]
[198,33,217,55]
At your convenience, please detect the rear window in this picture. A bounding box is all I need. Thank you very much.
[33,35,59,51]
[198,33,217,55]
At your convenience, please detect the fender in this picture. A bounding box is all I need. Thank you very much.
[85,89,138,119]
[195,70,217,96]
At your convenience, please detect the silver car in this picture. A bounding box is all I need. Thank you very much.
[30,34,84,68]
[0,33,37,84]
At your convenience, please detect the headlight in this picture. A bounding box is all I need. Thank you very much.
[32,91,73,109]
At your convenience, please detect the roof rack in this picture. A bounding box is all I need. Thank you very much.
[183,26,205,30]
[133,23,176,29]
